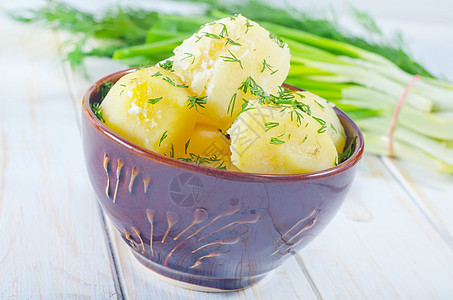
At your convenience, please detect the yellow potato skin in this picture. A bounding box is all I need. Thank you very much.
[177,123,238,170]
[228,101,338,174]
[100,66,197,155]
[172,15,290,131]
[296,91,346,153]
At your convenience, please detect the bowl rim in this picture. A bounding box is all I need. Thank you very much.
[82,67,364,182]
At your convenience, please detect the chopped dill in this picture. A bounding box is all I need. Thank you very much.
[264,122,279,132]
[219,23,228,38]
[261,59,277,74]
[244,20,253,33]
[226,38,241,46]
[178,153,225,169]
[312,116,327,133]
[220,50,243,69]
[148,97,162,104]
[158,60,173,71]
[314,99,325,109]
[204,32,221,39]
[162,76,175,86]
[227,93,237,117]
[338,136,357,164]
[159,131,168,147]
[91,103,105,123]
[269,33,286,48]
[99,80,113,100]
[187,96,207,113]
[270,137,285,145]
[151,71,162,77]
[184,139,191,154]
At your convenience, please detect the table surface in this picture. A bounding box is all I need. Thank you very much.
[1,1,453,299]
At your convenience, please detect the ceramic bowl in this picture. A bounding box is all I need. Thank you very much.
[82,68,364,291]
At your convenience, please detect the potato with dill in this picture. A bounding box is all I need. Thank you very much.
[228,95,339,174]
[172,14,290,131]
[177,123,238,170]
[295,91,346,153]
[100,66,197,156]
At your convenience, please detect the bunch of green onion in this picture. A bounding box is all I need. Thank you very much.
[12,0,453,173]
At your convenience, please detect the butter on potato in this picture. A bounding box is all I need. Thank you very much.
[172,14,290,131]
[228,100,338,174]
[100,66,197,156]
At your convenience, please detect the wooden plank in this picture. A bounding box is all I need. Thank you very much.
[0,16,119,298]
[382,157,453,248]
[107,219,317,300]
[300,155,453,299]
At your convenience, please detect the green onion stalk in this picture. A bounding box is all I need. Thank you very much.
[11,0,453,173]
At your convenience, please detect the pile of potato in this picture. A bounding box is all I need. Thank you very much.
[100,15,346,174]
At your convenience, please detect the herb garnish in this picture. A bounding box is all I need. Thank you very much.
[178,153,226,169]
[187,96,207,112]
[270,137,285,145]
[312,116,327,133]
[337,136,357,164]
[261,59,277,74]
[244,20,253,33]
[151,71,162,77]
[264,122,279,132]
[227,93,237,117]
[92,103,105,123]
[148,97,162,104]
[159,131,168,147]
[162,76,175,86]
[269,33,286,48]
[184,139,191,154]
[181,52,195,64]
[226,38,241,46]
[220,50,243,69]
[158,60,173,71]
[99,80,113,100]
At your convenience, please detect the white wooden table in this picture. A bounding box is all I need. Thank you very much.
[1,1,453,299]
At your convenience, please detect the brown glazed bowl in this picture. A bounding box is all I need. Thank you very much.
[82,68,364,292]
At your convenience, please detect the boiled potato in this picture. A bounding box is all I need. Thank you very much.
[172,15,290,131]
[177,123,238,170]
[295,91,346,152]
[228,101,338,174]
[100,66,197,155]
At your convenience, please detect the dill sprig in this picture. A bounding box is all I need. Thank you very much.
[226,37,241,46]
[219,23,228,38]
[220,50,243,69]
[148,97,163,104]
[270,137,285,145]
[264,122,279,132]
[178,153,226,169]
[99,80,114,100]
[227,93,237,117]
[261,59,277,74]
[162,76,176,86]
[337,136,357,164]
[244,19,253,33]
[187,96,207,112]
[158,60,173,71]
[91,103,105,123]
[184,139,191,154]
[312,116,327,133]
[269,33,286,48]
[159,131,168,147]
